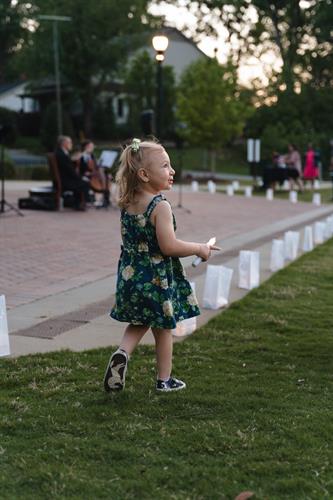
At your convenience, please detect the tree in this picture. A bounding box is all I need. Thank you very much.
[177,58,251,170]
[124,50,176,137]
[0,1,35,82]
[246,84,333,169]
[15,0,157,135]
[160,0,333,92]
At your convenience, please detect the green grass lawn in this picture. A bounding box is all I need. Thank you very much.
[168,146,249,176]
[244,187,333,204]
[202,184,333,205]
[1,241,333,499]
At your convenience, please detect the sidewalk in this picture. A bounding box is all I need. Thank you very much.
[2,181,332,357]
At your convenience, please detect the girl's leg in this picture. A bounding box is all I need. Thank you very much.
[151,328,173,380]
[119,324,149,355]
[104,324,149,392]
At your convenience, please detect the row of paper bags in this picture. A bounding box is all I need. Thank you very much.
[176,216,333,337]
[175,254,257,336]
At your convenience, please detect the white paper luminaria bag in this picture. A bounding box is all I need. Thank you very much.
[202,265,234,309]
[207,180,216,193]
[324,220,332,240]
[238,251,260,290]
[302,226,314,252]
[173,282,198,336]
[314,221,325,244]
[289,190,298,203]
[284,231,300,261]
[270,239,285,271]
[244,186,252,198]
[266,189,274,201]
[326,216,333,236]
[0,295,10,357]
[312,193,321,206]
[191,180,199,192]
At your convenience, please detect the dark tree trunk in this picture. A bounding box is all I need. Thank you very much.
[82,97,93,138]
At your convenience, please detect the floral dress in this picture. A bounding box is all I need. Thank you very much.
[110,194,200,329]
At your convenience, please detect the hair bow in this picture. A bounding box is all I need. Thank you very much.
[131,138,141,153]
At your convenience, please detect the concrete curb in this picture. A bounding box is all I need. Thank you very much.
[8,204,333,357]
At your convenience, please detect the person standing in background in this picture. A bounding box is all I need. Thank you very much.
[303,143,319,189]
[285,144,304,192]
[55,135,90,211]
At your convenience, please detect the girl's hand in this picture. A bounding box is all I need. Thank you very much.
[196,243,211,261]
[196,243,221,261]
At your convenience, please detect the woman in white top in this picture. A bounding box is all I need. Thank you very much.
[285,144,304,192]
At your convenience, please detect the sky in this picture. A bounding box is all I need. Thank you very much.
[148,1,283,86]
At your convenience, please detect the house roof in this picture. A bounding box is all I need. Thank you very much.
[160,26,209,59]
[0,81,25,96]
[19,77,72,98]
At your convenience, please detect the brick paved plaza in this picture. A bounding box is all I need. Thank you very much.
[1,182,328,309]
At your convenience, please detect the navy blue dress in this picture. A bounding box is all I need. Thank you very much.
[110,194,200,329]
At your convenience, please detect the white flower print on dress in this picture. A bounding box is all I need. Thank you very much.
[187,292,198,306]
[151,254,164,265]
[161,278,169,289]
[138,242,149,252]
[122,265,135,281]
[163,300,173,317]
[136,215,146,227]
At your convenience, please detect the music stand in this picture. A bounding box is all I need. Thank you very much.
[0,126,24,217]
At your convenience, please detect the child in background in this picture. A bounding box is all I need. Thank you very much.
[104,138,219,393]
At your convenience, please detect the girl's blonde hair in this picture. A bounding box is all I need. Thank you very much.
[116,138,162,209]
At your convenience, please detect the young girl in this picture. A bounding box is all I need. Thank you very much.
[104,138,218,393]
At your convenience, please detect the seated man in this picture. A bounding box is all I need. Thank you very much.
[55,135,90,210]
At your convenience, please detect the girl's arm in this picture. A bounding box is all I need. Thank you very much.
[153,201,211,260]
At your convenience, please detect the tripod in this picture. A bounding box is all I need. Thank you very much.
[0,139,24,216]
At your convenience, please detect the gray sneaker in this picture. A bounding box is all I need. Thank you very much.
[103,349,128,392]
[156,377,186,392]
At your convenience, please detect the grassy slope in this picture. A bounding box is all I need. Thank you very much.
[1,241,333,499]
[232,187,333,204]
[168,146,249,176]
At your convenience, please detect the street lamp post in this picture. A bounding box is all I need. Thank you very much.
[38,15,72,136]
[152,35,169,140]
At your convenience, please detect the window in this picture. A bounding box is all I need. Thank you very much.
[117,98,124,118]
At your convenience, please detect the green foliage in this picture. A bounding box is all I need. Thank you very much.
[92,101,116,140]
[177,58,252,150]
[124,50,176,137]
[0,1,36,82]
[30,165,50,180]
[14,0,155,135]
[0,107,18,145]
[4,164,50,181]
[2,151,16,179]
[167,0,333,92]
[1,240,333,498]
[14,135,42,154]
[246,86,333,168]
[40,102,74,151]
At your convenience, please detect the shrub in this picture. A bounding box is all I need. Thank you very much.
[40,102,74,151]
[0,107,18,145]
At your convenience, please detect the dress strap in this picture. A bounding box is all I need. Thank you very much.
[145,194,167,219]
